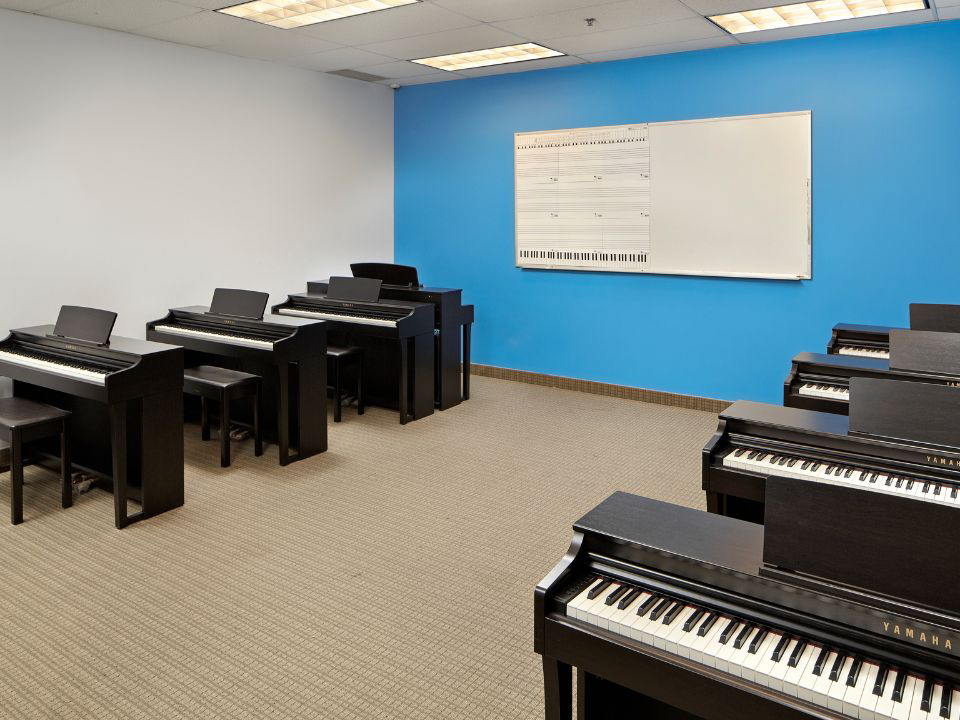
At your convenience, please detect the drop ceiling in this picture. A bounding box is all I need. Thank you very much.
[2,0,957,86]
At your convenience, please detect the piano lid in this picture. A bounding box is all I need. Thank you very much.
[14,325,174,356]
[793,351,889,371]
[910,303,960,333]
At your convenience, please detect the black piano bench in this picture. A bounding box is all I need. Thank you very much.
[327,346,364,423]
[183,366,263,468]
[0,397,71,525]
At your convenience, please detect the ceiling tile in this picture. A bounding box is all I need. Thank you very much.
[492,0,696,41]
[939,5,960,17]
[383,71,464,85]
[734,7,935,42]
[39,0,199,31]
[455,54,586,77]
[430,0,613,23]
[579,35,738,62]
[285,47,395,72]
[292,2,476,45]
[360,23,524,60]
[170,0,230,8]
[137,10,265,47]
[206,23,341,60]
[934,0,960,7]
[361,59,442,78]
[0,0,69,11]
[547,16,725,55]
[681,0,786,13]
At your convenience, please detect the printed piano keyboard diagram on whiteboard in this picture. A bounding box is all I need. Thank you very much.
[514,111,812,281]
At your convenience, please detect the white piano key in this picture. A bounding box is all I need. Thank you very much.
[277,307,398,327]
[843,661,875,718]
[768,638,798,692]
[811,650,839,708]
[152,324,274,349]
[741,629,775,682]
[0,350,109,384]
[857,663,882,720]
[753,633,785,688]
[891,675,918,720]
[689,616,725,665]
[783,642,817,698]
[828,656,855,711]
[875,669,899,719]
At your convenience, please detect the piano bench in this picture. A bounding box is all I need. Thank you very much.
[327,346,364,423]
[183,366,263,468]
[0,397,72,525]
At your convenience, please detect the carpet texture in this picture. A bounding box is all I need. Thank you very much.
[0,376,718,719]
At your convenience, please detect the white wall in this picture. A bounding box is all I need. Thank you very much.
[0,8,394,347]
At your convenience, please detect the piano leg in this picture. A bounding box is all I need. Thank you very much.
[220,393,231,468]
[201,397,210,441]
[253,386,263,457]
[277,363,291,465]
[706,490,722,515]
[109,402,129,529]
[10,429,23,525]
[411,332,435,421]
[60,424,71,509]
[543,656,573,720]
[462,321,471,401]
[398,339,409,425]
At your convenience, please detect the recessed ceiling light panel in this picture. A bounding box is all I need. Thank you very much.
[709,0,927,34]
[412,43,564,72]
[217,0,419,29]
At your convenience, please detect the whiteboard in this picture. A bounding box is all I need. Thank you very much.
[514,111,811,280]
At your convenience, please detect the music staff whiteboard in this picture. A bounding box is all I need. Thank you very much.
[515,111,811,280]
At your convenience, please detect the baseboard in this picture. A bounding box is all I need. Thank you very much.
[469,364,730,414]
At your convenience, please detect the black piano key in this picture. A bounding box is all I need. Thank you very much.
[604,585,629,605]
[834,466,844,476]
[777,456,788,466]
[811,463,821,472]
[648,598,673,621]
[718,618,739,645]
[829,652,846,682]
[874,665,889,696]
[618,588,642,610]
[812,646,831,677]
[920,678,934,712]
[734,448,747,457]
[923,482,931,493]
[747,451,759,460]
[844,468,853,478]
[869,473,878,483]
[662,602,686,625]
[636,594,660,617]
[952,487,958,499]
[801,461,811,470]
[824,465,835,474]
[770,634,790,662]
[892,669,907,702]
[733,624,755,650]
[587,579,612,600]
[934,484,942,496]
[747,628,768,654]
[906,479,915,490]
[942,683,952,717]
[846,657,863,687]
[787,640,807,667]
[697,613,719,637]
[895,477,904,488]
[885,475,893,486]
[683,608,705,632]
[786,458,798,467]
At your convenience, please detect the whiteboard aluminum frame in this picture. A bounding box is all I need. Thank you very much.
[514,110,812,281]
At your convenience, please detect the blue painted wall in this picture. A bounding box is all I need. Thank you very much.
[394,21,960,403]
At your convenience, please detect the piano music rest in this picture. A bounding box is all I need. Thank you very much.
[0,397,72,524]
[183,366,262,468]
[327,346,364,423]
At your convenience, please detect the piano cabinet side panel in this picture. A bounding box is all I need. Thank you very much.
[579,670,702,720]
[140,389,184,515]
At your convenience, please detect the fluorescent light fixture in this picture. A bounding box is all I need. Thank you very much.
[412,43,564,72]
[709,0,927,34]
[217,0,419,29]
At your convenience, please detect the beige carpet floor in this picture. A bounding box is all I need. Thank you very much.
[0,376,718,719]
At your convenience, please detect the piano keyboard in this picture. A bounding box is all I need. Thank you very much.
[567,577,960,720]
[798,382,850,400]
[723,446,960,508]
[276,307,398,328]
[839,346,890,359]
[0,349,110,385]
[151,324,274,349]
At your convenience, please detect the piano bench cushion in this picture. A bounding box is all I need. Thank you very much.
[0,397,70,433]
[183,365,262,393]
[326,346,362,359]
